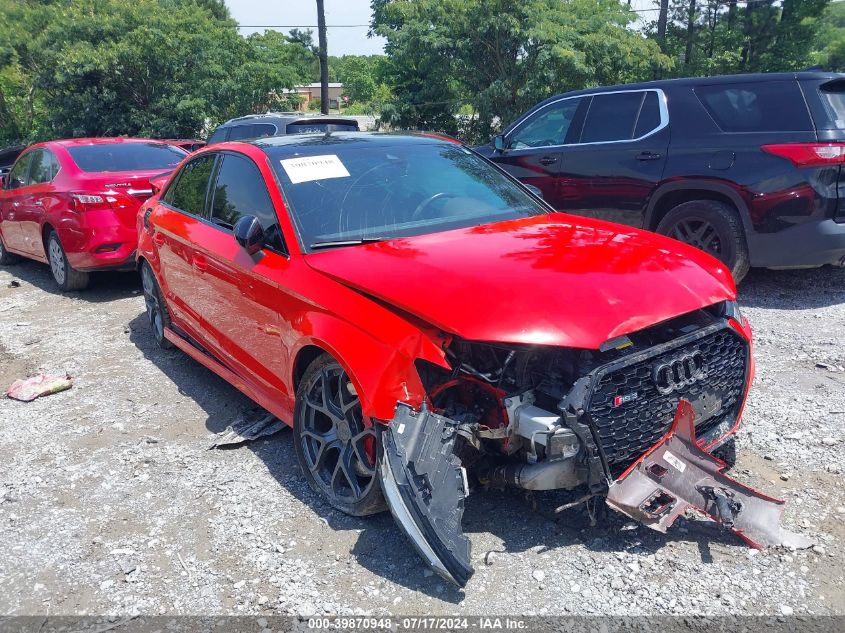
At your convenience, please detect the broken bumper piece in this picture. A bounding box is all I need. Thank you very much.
[380,404,474,587]
[606,399,813,550]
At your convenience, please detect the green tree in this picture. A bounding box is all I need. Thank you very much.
[0,0,314,143]
[371,0,671,141]
[812,0,845,70]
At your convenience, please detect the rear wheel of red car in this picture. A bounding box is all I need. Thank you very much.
[294,354,385,516]
[47,230,89,291]
[656,200,750,283]
[140,261,173,350]
[0,235,21,265]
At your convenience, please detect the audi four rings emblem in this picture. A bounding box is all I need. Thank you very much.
[653,351,707,395]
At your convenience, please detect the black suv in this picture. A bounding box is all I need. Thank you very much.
[207,113,359,145]
[478,72,845,281]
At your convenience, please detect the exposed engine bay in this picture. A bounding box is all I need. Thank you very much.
[380,303,812,587]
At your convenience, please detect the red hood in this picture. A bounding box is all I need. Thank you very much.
[305,213,737,349]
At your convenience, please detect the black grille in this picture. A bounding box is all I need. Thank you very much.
[587,326,749,476]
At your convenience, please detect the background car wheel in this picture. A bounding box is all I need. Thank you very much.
[656,200,750,283]
[140,261,173,349]
[0,235,21,265]
[47,230,89,291]
[294,354,386,517]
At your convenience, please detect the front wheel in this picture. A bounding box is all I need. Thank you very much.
[47,230,89,291]
[656,200,750,283]
[293,354,385,516]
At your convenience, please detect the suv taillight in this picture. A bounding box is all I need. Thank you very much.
[761,143,845,167]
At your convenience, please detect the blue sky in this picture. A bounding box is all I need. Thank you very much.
[224,0,387,56]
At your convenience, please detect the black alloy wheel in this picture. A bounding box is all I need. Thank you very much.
[293,355,385,516]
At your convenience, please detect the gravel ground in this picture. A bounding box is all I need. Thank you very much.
[0,259,843,618]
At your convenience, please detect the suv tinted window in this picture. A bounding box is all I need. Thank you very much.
[165,154,216,216]
[634,91,662,138]
[67,143,186,172]
[509,98,582,149]
[695,81,812,132]
[286,121,359,134]
[226,124,277,142]
[6,153,31,189]
[207,127,229,144]
[581,92,644,143]
[817,79,845,129]
[210,154,284,251]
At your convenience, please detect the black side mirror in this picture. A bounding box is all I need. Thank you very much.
[493,134,506,152]
[233,215,265,255]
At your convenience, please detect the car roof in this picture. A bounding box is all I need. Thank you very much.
[47,137,177,148]
[543,71,844,101]
[217,113,359,127]
[246,131,454,156]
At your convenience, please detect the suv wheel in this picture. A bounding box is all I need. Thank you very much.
[656,200,750,283]
[293,354,385,517]
[0,235,21,265]
[47,230,90,291]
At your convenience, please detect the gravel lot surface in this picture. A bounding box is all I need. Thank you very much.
[0,260,843,618]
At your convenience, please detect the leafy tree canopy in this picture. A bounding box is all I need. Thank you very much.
[371,0,671,140]
[0,0,314,144]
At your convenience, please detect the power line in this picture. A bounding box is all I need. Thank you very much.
[237,24,370,29]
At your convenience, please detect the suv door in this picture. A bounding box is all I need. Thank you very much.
[559,90,669,226]
[1,152,33,253]
[490,97,585,208]
[201,152,291,399]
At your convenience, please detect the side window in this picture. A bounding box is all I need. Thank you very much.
[7,153,31,189]
[580,92,644,143]
[509,99,581,149]
[634,91,663,138]
[210,154,284,252]
[164,154,216,216]
[226,124,277,142]
[207,127,229,144]
[28,150,53,185]
[695,81,813,132]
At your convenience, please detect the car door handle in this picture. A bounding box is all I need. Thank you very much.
[636,151,662,161]
[192,254,208,273]
[539,156,558,166]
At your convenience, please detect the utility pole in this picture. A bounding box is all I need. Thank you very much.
[657,0,669,50]
[316,0,329,114]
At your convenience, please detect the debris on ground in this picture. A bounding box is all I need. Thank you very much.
[7,279,20,288]
[5,373,73,402]
[208,406,282,449]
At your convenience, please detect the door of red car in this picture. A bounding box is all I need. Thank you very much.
[556,90,669,227]
[198,152,291,398]
[152,153,218,336]
[16,149,62,257]
[0,152,33,253]
[492,97,586,209]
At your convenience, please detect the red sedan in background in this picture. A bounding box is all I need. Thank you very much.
[0,138,187,290]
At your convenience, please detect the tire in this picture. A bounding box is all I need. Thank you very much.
[656,200,750,283]
[293,354,386,516]
[0,234,21,265]
[140,261,173,350]
[46,230,89,291]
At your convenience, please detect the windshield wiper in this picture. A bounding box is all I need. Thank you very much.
[310,237,387,250]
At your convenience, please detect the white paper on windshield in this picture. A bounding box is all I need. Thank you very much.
[280,154,350,184]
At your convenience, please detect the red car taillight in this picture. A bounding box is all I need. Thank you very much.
[69,192,136,212]
[761,143,845,167]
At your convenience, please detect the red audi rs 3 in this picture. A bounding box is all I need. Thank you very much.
[137,132,765,587]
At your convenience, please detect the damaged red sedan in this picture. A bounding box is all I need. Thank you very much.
[138,132,802,588]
